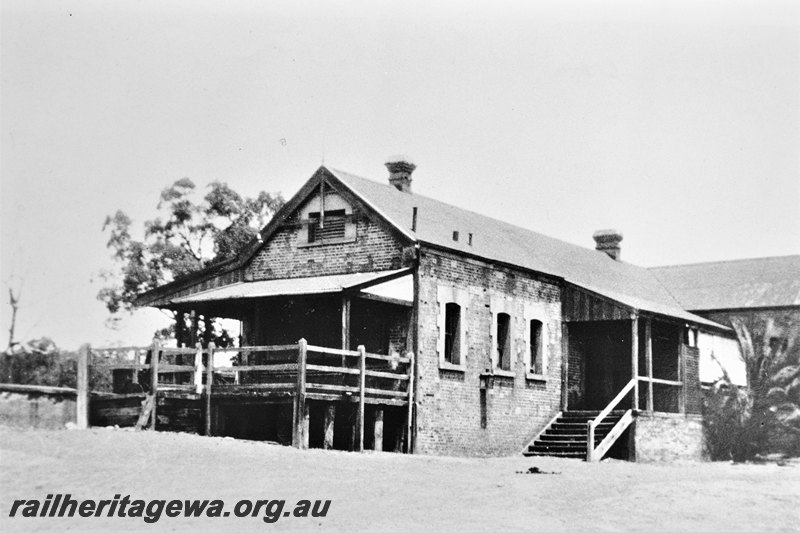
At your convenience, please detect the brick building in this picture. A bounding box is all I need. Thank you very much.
[652,256,800,454]
[137,160,744,461]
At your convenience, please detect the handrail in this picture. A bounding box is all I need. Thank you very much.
[91,363,149,369]
[306,344,361,357]
[156,347,197,355]
[88,341,412,402]
[215,363,299,372]
[592,409,634,461]
[305,344,412,363]
[90,346,151,353]
[156,364,196,373]
[214,344,299,353]
[637,376,683,387]
[587,378,636,462]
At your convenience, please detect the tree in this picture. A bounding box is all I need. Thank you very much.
[6,285,20,350]
[3,271,24,351]
[98,178,284,322]
[704,317,800,460]
[1,337,116,391]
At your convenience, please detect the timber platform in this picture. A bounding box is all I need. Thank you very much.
[88,340,414,452]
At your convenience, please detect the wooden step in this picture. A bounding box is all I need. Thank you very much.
[561,410,625,417]
[522,409,631,461]
[550,422,618,431]
[536,433,602,442]
[524,450,585,458]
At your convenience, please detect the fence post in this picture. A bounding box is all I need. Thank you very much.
[323,404,336,450]
[406,351,415,454]
[150,339,160,430]
[645,317,654,412]
[631,314,639,410]
[76,344,90,429]
[373,407,384,452]
[357,345,366,452]
[293,339,308,449]
[194,343,204,394]
[205,342,215,436]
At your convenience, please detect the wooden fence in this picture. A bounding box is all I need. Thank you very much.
[78,340,415,451]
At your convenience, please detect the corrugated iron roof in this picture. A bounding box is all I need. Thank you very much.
[650,256,800,311]
[171,269,410,304]
[328,168,727,330]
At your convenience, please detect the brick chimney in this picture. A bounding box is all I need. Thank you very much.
[385,157,416,193]
[593,229,623,260]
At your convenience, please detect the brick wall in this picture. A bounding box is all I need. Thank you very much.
[247,216,411,280]
[633,412,707,462]
[414,248,563,456]
[683,345,701,414]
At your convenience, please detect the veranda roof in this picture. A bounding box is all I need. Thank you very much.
[170,269,410,305]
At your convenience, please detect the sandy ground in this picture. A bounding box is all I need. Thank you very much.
[1,427,798,532]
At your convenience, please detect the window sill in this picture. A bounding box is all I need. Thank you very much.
[491,369,515,378]
[439,362,465,372]
[298,237,356,248]
[526,372,547,382]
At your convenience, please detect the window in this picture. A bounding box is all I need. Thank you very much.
[437,285,468,369]
[496,313,512,371]
[308,209,346,243]
[490,295,516,374]
[529,319,543,374]
[523,304,548,378]
[684,326,698,348]
[444,303,462,365]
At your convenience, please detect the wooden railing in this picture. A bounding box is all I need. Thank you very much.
[637,376,684,413]
[88,339,415,450]
[585,375,686,461]
[586,378,636,462]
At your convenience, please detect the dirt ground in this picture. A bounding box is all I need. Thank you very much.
[1,427,798,532]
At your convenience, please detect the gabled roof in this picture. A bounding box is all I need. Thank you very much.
[650,256,800,311]
[326,168,727,330]
[138,164,732,331]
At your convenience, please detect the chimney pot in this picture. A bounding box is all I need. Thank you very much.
[385,156,416,193]
[593,229,623,260]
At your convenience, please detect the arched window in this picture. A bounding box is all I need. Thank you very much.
[437,285,468,369]
[496,312,512,371]
[444,303,462,365]
[529,320,543,374]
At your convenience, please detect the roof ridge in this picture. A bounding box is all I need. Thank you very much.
[650,254,800,270]
[328,167,615,261]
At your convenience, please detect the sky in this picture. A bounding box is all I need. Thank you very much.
[2,0,799,350]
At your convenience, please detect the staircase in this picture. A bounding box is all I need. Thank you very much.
[524,410,627,460]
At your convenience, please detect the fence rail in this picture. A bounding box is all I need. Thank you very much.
[83,339,415,450]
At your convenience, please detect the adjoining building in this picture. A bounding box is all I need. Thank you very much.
[651,256,800,386]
